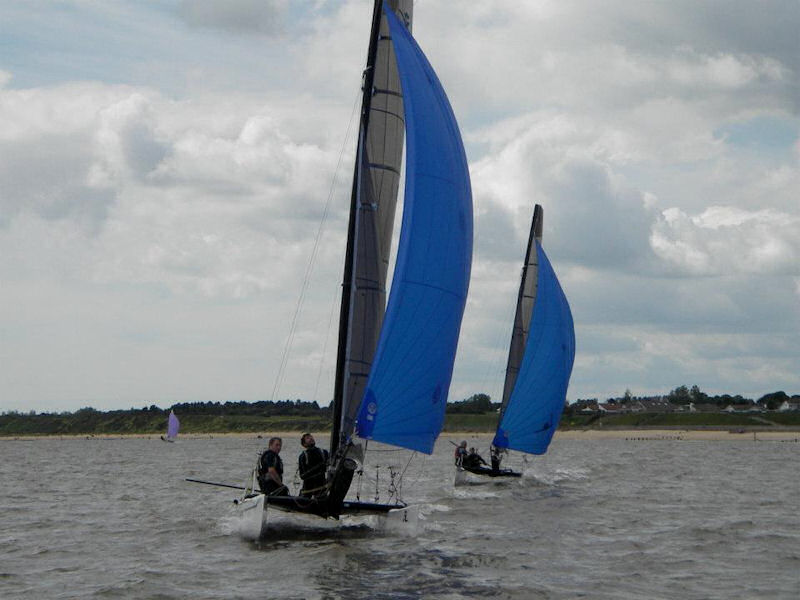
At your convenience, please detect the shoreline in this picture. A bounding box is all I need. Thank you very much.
[3,429,799,442]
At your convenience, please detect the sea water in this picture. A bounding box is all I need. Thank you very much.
[1,434,798,599]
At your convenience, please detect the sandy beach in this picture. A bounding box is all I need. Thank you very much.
[3,429,799,442]
[555,429,800,442]
[445,430,800,442]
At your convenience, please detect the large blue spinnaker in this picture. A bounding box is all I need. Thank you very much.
[492,242,575,455]
[355,4,473,453]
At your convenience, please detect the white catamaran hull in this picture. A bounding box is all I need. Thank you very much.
[234,495,337,538]
[234,494,417,539]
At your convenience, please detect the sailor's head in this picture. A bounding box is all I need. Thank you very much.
[460,440,467,448]
[300,433,316,448]
[268,437,282,452]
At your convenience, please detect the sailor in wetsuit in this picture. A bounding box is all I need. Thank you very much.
[298,433,329,497]
[462,447,488,470]
[258,437,288,496]
[490,445,505,471]
[454,440,468,467]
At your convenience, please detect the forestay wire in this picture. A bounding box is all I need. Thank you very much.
[270,90,362,402]
[312,285,340,405]
[478,273,522,401]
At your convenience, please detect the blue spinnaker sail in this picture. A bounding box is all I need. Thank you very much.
[355,4,473,453]
[492,242,575,454]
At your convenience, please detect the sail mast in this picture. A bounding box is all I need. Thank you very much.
[330,0,385,455]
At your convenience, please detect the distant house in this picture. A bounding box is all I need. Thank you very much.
[632,399,675,413]
[777,401,800,412]
[575,400,600,413]
[598,403,624,414]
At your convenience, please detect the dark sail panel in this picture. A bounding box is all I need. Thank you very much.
[498,205,542,419]
[337,0,413,444]
[368,0,411,270]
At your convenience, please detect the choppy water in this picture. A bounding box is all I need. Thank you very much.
[1,434,798,599]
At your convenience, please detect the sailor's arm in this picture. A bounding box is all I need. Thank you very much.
[267,466,282,485]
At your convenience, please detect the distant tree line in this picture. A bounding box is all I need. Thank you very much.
[168,399,327,416]
[0,399,330,436]
[2,386,797,435]
[571,385,799,413]
[445,393,498,414]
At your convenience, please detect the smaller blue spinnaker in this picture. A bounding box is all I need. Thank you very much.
[355,4,473,454]
[492,241,575,455]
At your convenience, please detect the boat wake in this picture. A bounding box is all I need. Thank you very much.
[523,466,589,486]
[452,487,502,500]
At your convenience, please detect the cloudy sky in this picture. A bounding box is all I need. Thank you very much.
[1,0,798,414]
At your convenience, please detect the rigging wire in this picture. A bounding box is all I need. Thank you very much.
[478,276,520,401]
[355,451,421,503]
[312,284,340,405]
[401,452,427,491]
[392,451,417,501]
[270,90,362,402]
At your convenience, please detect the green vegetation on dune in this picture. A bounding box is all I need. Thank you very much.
[758,412,800,426]
[0,404,332,437]
[442,413,498,432]
[183,415,331,433]
[2,388,798,436]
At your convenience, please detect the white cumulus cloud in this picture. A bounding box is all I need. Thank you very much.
[651,206,800,276]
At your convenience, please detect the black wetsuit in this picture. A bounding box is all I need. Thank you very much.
[298,446,329,497]
[258,449,286,495]
[463,453,487,470]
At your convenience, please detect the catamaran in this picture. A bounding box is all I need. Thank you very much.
[455,205,575,485]
[190,0,473,534]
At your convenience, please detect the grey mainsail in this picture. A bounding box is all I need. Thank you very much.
[332,0,413,451]
[497,205,543,421]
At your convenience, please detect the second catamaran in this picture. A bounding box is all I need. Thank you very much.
[456,205,574,484]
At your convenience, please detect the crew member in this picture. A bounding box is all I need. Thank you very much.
[454,440,468,467]
[258,437,288,496]
[463,447,488,469]
[490,445,505,471]
[298,433,329,497]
